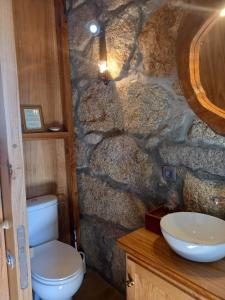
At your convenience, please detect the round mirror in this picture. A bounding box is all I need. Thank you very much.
[199,16,225,112]
[178,3,225,135]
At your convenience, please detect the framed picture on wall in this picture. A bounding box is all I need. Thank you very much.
[21,105,45,132]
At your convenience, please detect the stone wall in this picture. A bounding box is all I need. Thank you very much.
[67,0,225,292]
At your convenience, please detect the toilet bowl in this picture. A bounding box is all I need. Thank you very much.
[31,240,84,300]
[27,195,84,300]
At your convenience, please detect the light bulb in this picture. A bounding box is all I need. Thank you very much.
[89,24,98,34]
[98,61,108,73]
[220,8,225,17]
[86,20,100,36]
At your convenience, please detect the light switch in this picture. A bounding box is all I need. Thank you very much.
[162,166,176,182]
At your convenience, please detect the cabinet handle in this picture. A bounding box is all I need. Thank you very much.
[126,274,135,287]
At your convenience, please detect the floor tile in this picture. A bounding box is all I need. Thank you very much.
[75,270,125,300]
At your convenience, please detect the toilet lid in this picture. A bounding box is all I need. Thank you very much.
[31,240,83,281]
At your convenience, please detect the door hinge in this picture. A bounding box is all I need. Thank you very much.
[7,162,13,178]
[0,220,12,230]
[6,250,15,269]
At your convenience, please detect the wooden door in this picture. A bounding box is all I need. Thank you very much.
[127,258,194,300]
[0,0,32,299]
[0,185,9,300]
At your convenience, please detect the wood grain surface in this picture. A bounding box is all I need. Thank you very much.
[0,187,9,300]
[0,0,32,298]
[11,0,79,245]
[177,0,225,135]
[127,257,195,300]
[200,17,225,111]
[13,0,63,128]
[117,228,225,300]
[54,0,80,245]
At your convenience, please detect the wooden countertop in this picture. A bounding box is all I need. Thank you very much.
[117,228,225,300]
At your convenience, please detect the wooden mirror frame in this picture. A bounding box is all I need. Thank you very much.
[177,1,225,135]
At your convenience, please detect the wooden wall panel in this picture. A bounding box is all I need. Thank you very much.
[10,0,79,245]
[24,139,70,243]
[13,0,63,128]
[23,139,67,198]
[54,0,80,245]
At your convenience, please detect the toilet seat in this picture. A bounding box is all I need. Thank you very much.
[32,270,83,287]
[31,240,83,284]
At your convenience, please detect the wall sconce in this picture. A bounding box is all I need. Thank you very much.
[98,60,109,85]
[220,8,225,17]
[86,20,110,85]
[98,61,107,73]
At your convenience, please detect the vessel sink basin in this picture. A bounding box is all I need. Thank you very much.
[160,212,225,262]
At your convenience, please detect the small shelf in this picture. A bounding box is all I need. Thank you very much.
[23,131,69,141]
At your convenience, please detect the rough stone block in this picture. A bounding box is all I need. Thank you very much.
[83,133,103,145]
[78,173,147,229]
[139,1,184,76]
[76,139,89,168]
[141,0,166,21]
[78,81,123,133]
[80,217,126,291]
[103,0,131,11]
[106,5,140,78]
[188,119,225,147]
[116,77,170,134]
[69,39,100,81]
[68,1,100,51]
[159,144,225,177]
[91,135,154,192]
[183,172,225,219]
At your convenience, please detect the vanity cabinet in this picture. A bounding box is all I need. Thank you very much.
[117,229,225,300]
[126,257,194,300]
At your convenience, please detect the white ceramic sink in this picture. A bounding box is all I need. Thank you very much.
[160,212,225,262]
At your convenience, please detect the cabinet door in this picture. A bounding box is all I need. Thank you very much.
[127,258,194,300]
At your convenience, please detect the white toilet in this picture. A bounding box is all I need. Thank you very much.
[27,195,84,300]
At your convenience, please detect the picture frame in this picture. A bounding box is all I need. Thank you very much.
[21,105,45,133]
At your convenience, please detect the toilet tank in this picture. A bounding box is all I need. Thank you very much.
[27,195,59,247]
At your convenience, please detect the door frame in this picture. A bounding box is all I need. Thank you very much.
[0,0,32,299]
[0,183,9,300]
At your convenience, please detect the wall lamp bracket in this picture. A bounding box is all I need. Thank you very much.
[86,20,110,85]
